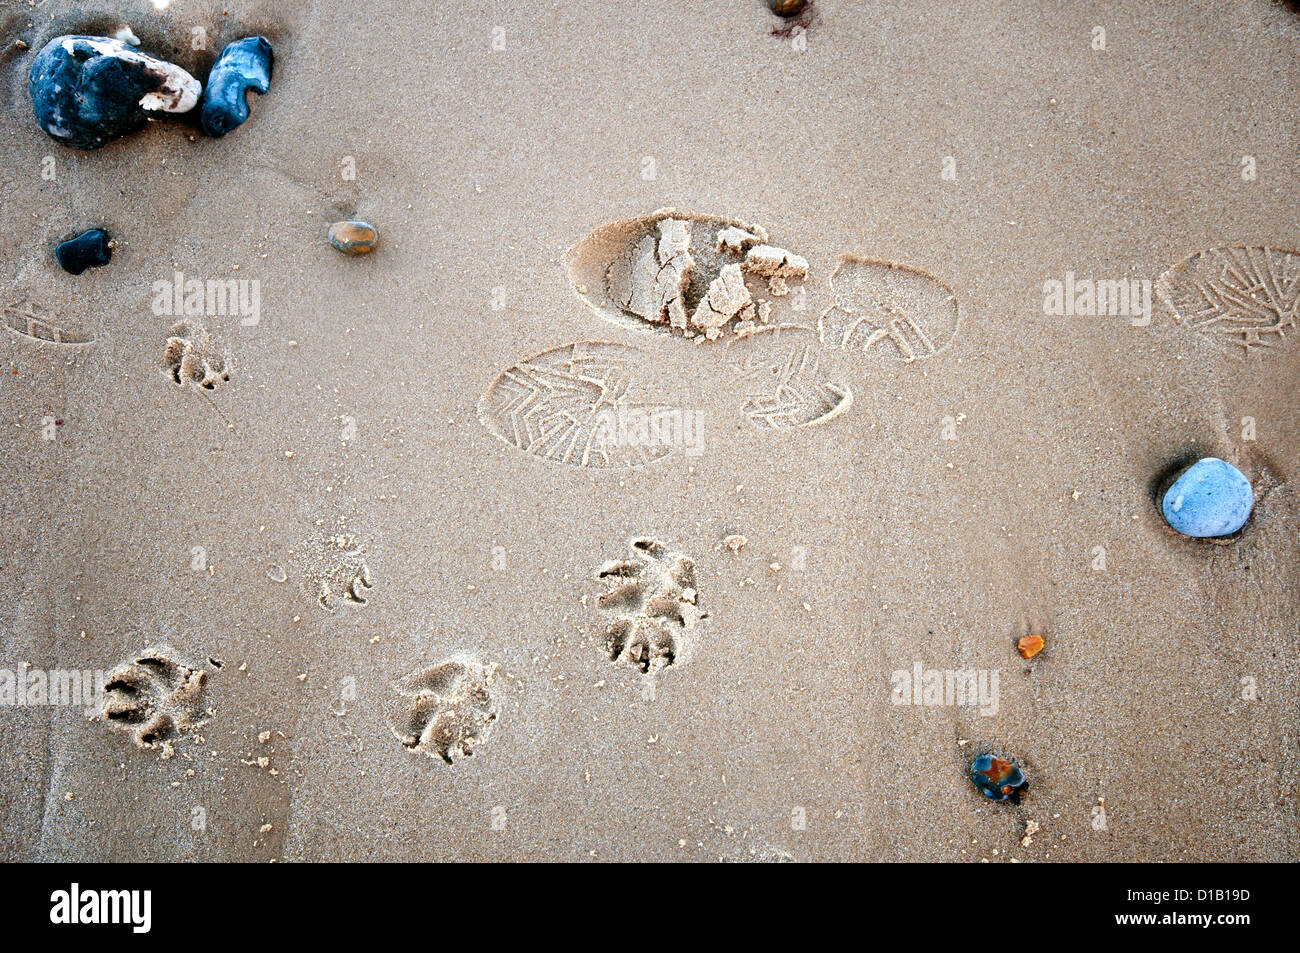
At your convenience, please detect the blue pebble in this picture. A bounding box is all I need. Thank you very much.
[29,36,201,150]
[970,753,1027,802]
[1161,457,1253,538]
[55,229,112,275]
[200,37,273,138]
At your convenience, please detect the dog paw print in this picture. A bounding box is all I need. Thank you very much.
[386,658,500,764]
[163,321,229,389]
[318,555,372,611]
[596,537,704,674]
[298,524,374,612]
[99,647,210,748]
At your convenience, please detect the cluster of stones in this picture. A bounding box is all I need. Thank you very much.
[29,31,273,272]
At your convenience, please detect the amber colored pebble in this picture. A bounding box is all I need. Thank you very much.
[1017,634,1044,659]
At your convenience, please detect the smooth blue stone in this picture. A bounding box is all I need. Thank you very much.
[200,37,273,138]
[1161,457,1253,538]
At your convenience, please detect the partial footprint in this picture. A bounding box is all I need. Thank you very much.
[726,324,852,429]
[163,321,230,390]
[3,294,94,346]
[479,340,682,469]
[596,537,704,674]
[386,657,500,764]
[566,208,809,341]
[98,646,210,749]
[817,256,960,362]
[1156,246,1299,356]
[318,556,372,611]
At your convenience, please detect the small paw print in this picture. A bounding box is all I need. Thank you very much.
[319,558,372,611]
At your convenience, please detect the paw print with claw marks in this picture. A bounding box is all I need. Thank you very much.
[596,537,704,675]
[99,647,209,748]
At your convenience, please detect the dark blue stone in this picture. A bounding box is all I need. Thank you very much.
[55,229,112,275]
[200,37,273,138]
[29,36,201,150]
[970,753,1027,802]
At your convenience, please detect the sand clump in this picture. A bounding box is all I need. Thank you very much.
[608,214,808,340]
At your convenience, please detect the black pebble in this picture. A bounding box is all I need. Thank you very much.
[56,229,112,275]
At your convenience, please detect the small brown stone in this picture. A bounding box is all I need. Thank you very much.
[327,220,378,255]
[769,0,808,16]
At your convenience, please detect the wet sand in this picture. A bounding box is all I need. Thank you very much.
[0,0,1297,861]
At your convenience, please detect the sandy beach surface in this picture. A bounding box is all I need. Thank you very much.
[1,0,1297,862]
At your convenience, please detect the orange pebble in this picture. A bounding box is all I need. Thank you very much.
[1017,634,1044,659]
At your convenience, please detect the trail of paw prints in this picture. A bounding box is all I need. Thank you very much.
[386,657,500,764]
[3,294,95,347]
[163,321,230,390]
[816,256,960,363]
[1157,246,1298,356]
[596,537,705,675]
[98,646,211,750]
[566,208,810,341]
[726,324,852,429]
[478,340,680,469]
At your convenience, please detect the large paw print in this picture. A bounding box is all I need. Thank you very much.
[386,658,500,764]
[99,647,209,748]
[596,537,704,674]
